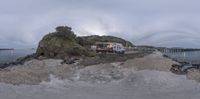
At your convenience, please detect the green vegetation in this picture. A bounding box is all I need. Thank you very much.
[77,35,134,47]
[87,51,97,57]
[36,26,134,58]
[55,26,76,41]
[36,26,87,58]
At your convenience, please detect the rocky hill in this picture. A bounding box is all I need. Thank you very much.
[36,26,87,58]
[36,26,134,58]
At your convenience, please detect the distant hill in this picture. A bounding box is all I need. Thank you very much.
[76,35,134,47]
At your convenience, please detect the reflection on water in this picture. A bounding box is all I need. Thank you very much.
[163,51,200,64]
[0,49,36,63]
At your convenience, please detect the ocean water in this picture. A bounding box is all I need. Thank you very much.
[0,49,36,63]
[163,51,200,64]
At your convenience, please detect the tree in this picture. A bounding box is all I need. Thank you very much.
[55,26,76,40]
[56,26,72,33]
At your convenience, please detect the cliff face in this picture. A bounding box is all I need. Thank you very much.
[36,26,134,58]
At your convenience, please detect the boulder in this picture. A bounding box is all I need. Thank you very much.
[186,69,200,82]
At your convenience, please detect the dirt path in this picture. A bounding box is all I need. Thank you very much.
[123,51,179,71]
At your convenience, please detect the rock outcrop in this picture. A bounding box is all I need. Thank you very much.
[36,26,134,59]
[36,26,87,58]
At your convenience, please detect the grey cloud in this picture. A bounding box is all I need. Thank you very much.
[1,0,200,48]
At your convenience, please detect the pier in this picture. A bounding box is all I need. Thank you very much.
[157,48,200,53]
[0,48,15,50]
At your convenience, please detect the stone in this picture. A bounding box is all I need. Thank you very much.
[186,69,200,82]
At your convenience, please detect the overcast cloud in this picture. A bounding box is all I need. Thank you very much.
[1,0,200,48]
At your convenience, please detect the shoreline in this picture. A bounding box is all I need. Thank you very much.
[0,50,199,85]
[0,50,177,85]
[0,50,152,69]
[0,50,200,99]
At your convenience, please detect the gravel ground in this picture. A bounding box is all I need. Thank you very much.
[0,51,199,99]
[0,70,200,99]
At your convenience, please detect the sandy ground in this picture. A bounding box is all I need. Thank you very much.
[0,51,199,99]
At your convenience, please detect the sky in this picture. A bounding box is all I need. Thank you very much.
[1,0,200,48]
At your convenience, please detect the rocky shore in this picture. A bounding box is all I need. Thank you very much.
[0,54,37,69]
[1,51,200,99]
[162,54,200,82]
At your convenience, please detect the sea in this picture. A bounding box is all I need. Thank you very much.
[0,49,36,63]
[163,51,200,64]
